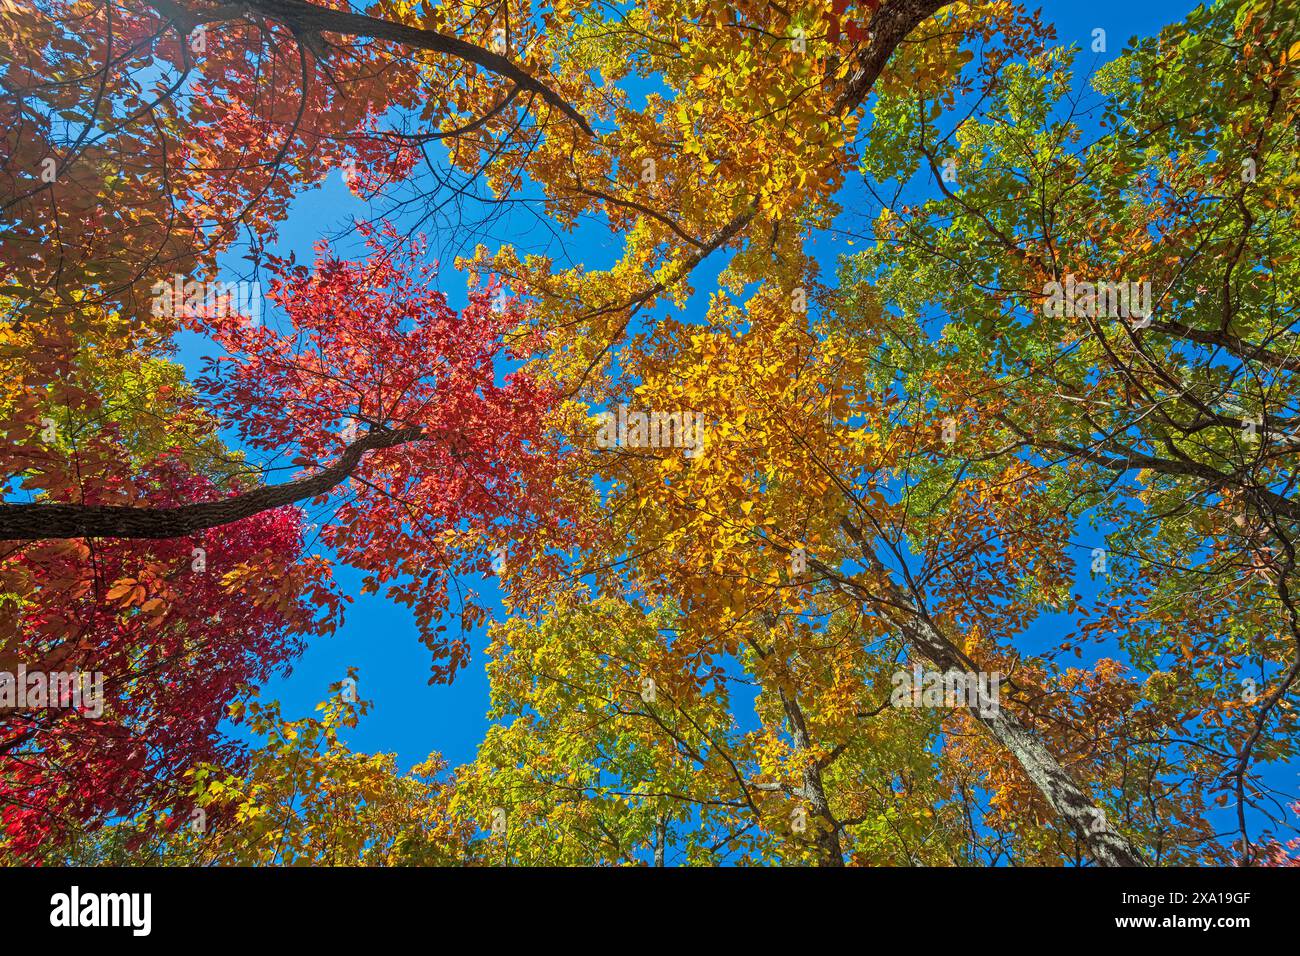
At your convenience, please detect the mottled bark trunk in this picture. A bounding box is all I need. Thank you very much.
[896,611,1145,866]
[836,519,1146,866]
[836,0,954,113]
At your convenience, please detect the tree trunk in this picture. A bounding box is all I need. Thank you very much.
[778,687,845,866]
[148,0,594,135]
[834,519,1146,866]
[895,610,1146,867]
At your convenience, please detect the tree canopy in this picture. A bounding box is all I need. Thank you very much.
[2,0,1298,867]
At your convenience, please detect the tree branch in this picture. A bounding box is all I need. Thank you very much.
[148,0,593,135]
[0,426,423,540]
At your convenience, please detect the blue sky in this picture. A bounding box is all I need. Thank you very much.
[182,0,1237,800]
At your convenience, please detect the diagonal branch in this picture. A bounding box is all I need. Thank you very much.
[148,0,593,135]
[564,0,954,393]
[0,426,423,541]
[832,518,1147,866]
[834,0,952,114]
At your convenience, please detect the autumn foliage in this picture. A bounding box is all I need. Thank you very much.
[2,0,1299,868]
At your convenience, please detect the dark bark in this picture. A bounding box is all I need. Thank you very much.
[0,426,422,541]
[148,0,594,135]
[1147,319,1300,373]
[1024,430,1300,524]
[835,0,953,113]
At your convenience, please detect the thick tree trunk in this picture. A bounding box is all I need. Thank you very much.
[778,687,845,866]
[834,519,1146,866]
[0,426,421,541]
[836,0,953,113]
[894,610,1146,867]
